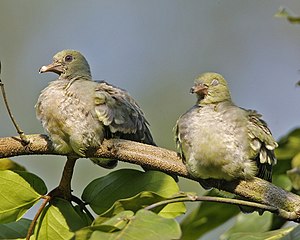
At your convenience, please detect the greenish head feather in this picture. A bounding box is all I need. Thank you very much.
[192,72,232,105]
[40,49,92,80]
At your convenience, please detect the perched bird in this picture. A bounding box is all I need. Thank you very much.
[36,49,155,169]
[175,72,277,188]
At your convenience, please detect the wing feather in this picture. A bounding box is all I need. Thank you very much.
[94,81,155,145]
[247,110,278,181]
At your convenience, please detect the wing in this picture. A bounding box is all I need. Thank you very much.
[173,106,198,163]
[174,115,191,164]
[174,119,185,161]
[247,110,278,182]
[93,81,155,145]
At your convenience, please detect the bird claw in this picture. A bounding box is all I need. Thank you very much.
[77,148,87,157]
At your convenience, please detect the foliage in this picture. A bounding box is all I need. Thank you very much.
[0,166,184,239]
[274,7,300,24]
[0,128,300,239]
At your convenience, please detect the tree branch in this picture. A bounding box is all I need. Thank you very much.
[1,134,300,222]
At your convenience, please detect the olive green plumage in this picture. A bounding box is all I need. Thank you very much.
[36,50,155,168]
[175,72,277,187]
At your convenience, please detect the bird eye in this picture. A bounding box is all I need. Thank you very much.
[64,55,73,62]
[211,79,219,86]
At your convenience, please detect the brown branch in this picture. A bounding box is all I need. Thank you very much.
[1,134,300,222]
[47,156,78,201]
[26,195,51,240]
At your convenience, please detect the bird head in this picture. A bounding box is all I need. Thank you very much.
[39,50,92,80]
[191,72,232,105]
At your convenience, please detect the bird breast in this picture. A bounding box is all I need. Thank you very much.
[36,80,104,154]
[178,104,256,180]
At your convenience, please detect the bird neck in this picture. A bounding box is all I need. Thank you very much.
[197,89,232,105]
[60,64,92,80]
[198,97,233,106]
[59,74,92,81]
[60,75,92,91]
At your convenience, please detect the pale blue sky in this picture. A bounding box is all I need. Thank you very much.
[1,1,300,238]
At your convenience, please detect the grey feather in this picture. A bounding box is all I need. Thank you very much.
[36,50,155,169]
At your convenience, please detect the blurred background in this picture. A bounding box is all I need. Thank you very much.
[1,0,300,239]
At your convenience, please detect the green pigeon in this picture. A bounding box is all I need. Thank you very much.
[175,72,278,188]
[36,50,155,168]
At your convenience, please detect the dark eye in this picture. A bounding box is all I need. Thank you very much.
[211,79,219,86]
[64,55,73,62]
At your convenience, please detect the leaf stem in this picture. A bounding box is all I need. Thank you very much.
[26,195,51,240]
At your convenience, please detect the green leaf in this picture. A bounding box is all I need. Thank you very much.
[226,227,293,240]
[275,128,300,161]
[281,225,300,240]
[15,171,48,195]
[273,174,292,191]
[95,191,172,224]
[273,128,300,175]
[0,218,31,239]
[82,169,185,218]
[272,159,292,176]
[285,151,300,190]
[287,168,300,190]
[291,152,300,168]
[274,7,300,24]
[0,170,47,223]
[75,210,181,240]
[73,205,94,226]
[270,214,287,231]
[180,191,239,240]
[0,158,26,171]
[96,210,134,231]
[34,198,89,240]
[220,211,272,240]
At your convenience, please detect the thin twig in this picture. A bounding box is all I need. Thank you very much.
[26,157,85,238]
[26,195,51,240]
[0,62,29,144]
[145,194,278,213]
